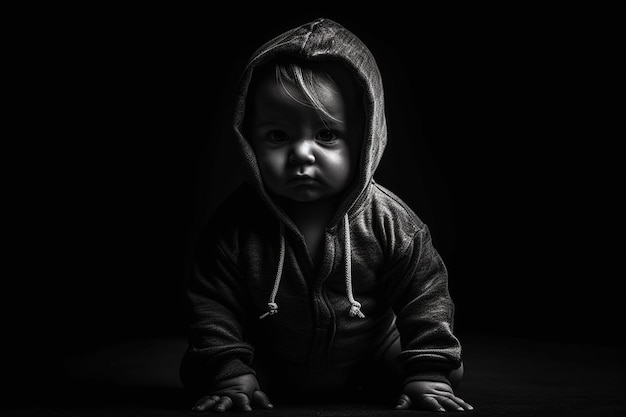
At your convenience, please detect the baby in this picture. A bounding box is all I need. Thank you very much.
[181,18,472,412]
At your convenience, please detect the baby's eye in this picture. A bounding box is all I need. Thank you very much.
[316,129,337,142]
[266,130,289,143]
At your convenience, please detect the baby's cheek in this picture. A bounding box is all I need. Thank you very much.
[263,154,287,181]
[256,157,285,194]
[327,152,353,186]
[269,151,289,171]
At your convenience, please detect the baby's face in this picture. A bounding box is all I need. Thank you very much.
[248,67,363,203]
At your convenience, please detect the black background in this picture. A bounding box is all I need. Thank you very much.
[6,4,622,394]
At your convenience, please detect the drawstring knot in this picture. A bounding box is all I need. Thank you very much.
[259,302,278,320]
[349,301,365,318]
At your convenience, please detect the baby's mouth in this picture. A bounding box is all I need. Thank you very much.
[287,175,318,184]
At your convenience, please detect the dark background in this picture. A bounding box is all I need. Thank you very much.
[6,4,622,400]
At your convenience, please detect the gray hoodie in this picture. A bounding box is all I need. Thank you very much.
[181,17,462,392]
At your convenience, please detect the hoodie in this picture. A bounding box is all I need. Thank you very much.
[181,18,462,391]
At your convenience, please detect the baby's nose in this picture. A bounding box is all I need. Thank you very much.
[289,139,315,165]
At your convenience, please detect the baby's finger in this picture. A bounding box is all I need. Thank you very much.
[395,394,412,410]
[437,396,465,411]
[192,395,219,411]
[214,396,233,413]
[418,396,446,412]
[452,396,474,411]
[432,393,474,411]
[232,392,252,411]
[252,390,274,409]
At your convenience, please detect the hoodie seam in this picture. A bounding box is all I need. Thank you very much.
[300,19,321,53]
[374,184,425,233]
[343,182,374,223]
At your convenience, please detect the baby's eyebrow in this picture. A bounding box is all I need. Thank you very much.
[253,120,282,129]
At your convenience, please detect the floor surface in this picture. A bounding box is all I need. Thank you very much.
[2,336,624,416]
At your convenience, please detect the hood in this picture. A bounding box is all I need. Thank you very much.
[232,17,387,229]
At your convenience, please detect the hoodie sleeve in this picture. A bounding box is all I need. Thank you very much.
[385,224,462,386]
[180,226,256,391]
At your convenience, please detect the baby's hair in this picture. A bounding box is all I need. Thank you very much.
[274,61,342,122]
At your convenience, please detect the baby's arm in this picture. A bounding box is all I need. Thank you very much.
[385,225,472,411]
[183,224,262,411]
[396,380,473,412]
[192,374,273,413]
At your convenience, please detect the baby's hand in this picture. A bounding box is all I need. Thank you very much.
[395,380,473,412]
[192,373,273,412]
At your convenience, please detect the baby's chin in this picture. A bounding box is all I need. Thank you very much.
[281,191,326,203]
[269,188,339,205]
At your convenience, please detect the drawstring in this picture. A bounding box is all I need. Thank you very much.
[344,215,365,318]
[259,214,365,320]
[259,222,285,319]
